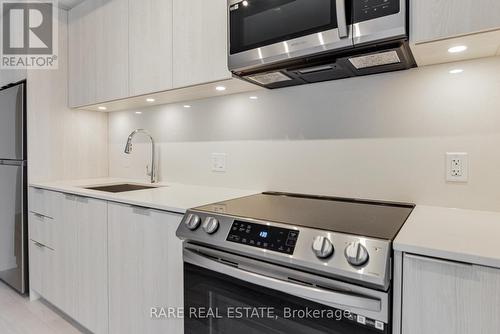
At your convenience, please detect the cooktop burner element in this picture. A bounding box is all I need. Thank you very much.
[177,192,415,290]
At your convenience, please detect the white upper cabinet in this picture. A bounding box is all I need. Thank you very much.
[94,0,129,103]
[69,0,128,107]
[173,0,231,88]
[410,0,500,66]
[68,0,97,107]
[129,0,173,96]
[411,0,500,43]
[68,0,252,109]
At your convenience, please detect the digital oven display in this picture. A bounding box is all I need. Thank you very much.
[226,220,299,255]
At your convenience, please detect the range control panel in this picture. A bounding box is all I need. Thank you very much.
[226,220,299,255]
[353,0,400,23]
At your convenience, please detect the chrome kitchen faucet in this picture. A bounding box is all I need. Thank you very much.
[124,129,157,183]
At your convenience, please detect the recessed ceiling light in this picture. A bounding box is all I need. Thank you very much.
[215,86,226,91]
[135,111,143,114]
[242,0,249,6]
[249,96,258,100]
[146,98,155,102]
[448,45,467,53]
[449,69,464,74]
[183,105,192,108]
[98,106,107,111]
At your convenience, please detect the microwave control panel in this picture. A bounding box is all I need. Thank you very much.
[353,0,400,23]
[226,220,299,255]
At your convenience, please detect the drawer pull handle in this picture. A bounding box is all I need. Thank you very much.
[33,213,45,220]
[32,212,53,220]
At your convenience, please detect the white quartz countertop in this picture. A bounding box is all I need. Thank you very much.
[394,205,500,269]
[29,178,260,214]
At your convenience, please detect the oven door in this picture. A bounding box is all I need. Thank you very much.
[352,0,407,46]
[184,245,390,334]
[228,0,354,72]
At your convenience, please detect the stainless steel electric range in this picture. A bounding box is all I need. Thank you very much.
[176,192,414,334]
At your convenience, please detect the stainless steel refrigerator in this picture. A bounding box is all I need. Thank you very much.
[0,81,27,294]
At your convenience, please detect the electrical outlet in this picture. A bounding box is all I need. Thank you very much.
[211,153,227,172]
[446,152,468,182]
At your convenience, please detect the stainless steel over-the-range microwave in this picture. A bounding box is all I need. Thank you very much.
[228,0,416,88]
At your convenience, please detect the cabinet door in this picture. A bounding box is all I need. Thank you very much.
[69,0,128,107]
[29,241,44,295]
[402,254,500,334]
[68,0,98,107]
[173,0,231,88]
[94,0,129,103]
[129,0,173,96]
[54,194,79,319]
[402,254,475,334]
[29,240,57,304]
[75,196,108,334]
[411,0,500,43]
[475,266,500,333]
[108,203,183,334]
[53,194,108,334]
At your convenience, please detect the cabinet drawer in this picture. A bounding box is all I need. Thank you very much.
[29,240,44,294]
[29,240,56,302]
[29,187,57,218]
[28,212,55,250]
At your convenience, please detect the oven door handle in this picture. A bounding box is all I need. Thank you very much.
[336,0,348,39]
[184,249,382,312]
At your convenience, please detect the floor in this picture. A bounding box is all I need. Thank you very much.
[0,281,82,334]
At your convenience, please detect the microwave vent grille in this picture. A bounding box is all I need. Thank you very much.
[348,51,401,69]
[246,71,293,85]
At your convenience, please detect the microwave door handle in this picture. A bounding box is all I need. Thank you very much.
[336,0,348,38]
[184,249,381,312]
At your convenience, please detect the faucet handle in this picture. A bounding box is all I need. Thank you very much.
[146,164,157,183]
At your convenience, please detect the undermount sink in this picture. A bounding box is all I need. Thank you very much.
[84,184,160,193]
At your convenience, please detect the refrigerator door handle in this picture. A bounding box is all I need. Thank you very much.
[0,160,25,166]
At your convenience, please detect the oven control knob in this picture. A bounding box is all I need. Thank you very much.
[185,214,201,231]
[312,236,334,259]
[202,217,219,234]
[345,242,369,267]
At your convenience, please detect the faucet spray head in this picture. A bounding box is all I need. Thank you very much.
[124,138,133,154]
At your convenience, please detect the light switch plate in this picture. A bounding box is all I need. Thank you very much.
[446,152,468,182]
[211,153,227,172]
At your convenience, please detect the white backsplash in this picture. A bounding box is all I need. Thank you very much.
[109,56,500,212]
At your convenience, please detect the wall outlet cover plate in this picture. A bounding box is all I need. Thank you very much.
[211,153,227,172]
[446,152,468,182]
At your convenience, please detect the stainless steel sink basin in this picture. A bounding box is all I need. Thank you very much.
[84,184,159,193]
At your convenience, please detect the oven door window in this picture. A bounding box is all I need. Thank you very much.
[229,0,341,54]
[185,263,387,334]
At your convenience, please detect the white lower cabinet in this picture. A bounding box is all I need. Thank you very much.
[402,254,500,334]
[107,202,184,334]
[29,188,184,334]
[71,195,109,334]
[30,191,108,334]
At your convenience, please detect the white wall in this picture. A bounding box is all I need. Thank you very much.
[109,56,500,212]
[27,9,108,183]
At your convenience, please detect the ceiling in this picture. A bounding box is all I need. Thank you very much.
[59,0,85,10]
